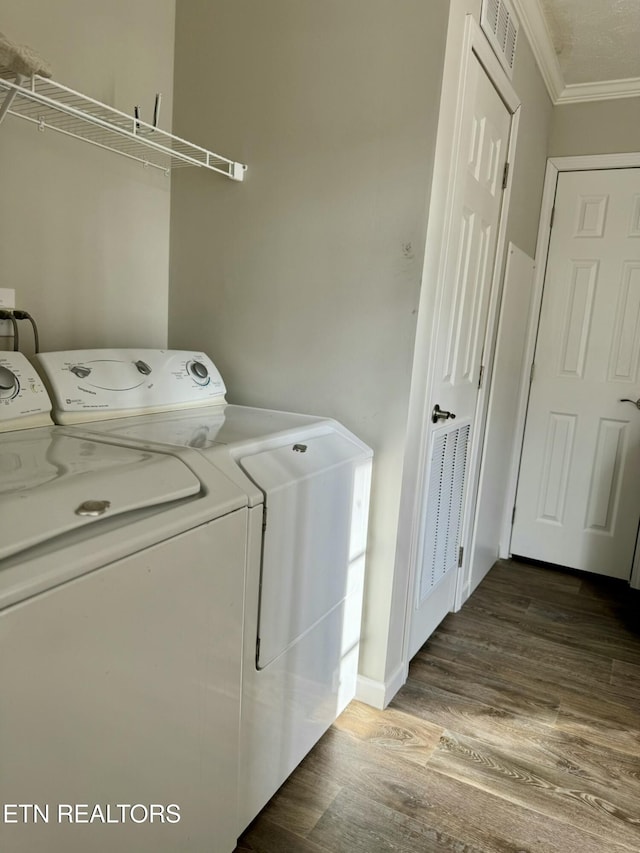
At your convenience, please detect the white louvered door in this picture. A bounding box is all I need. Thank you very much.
[512,168,640,579]
[408,53,512,658]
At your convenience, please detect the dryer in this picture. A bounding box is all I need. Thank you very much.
[0,352,247,853]
[35,348,373,830]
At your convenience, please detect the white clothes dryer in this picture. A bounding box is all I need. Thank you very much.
[35,348,373,831]
[0,352,247,853]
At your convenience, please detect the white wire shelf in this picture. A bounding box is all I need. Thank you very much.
[0,69,246,180]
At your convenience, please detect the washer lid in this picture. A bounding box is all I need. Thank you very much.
[0,429,203,560]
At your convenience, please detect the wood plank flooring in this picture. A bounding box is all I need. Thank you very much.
[235,559,640,852]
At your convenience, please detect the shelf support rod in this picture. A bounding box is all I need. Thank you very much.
[0,74,26,126]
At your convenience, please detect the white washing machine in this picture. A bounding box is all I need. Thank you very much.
[0,352,247,853]
[34,348,373,831]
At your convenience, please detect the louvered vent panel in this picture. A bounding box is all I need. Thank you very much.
[419,423,471,604]
[481,0,519,79]
[496,3,509,47]
[505,17,518,70]
[486,0,500,30]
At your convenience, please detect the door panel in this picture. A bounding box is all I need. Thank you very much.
[512,168,640,579]
[610,263,640,382]
[409,52,512,658]
[468,245,535,592]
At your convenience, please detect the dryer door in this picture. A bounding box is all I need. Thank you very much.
[238,431,370,669]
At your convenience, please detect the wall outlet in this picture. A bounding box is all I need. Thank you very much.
[0,288,15,309]
[0,288,16,339]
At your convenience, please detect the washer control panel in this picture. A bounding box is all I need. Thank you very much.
[0,351,53,431]
[35,349,227,424]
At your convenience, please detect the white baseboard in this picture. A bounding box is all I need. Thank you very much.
[355,663,406,710]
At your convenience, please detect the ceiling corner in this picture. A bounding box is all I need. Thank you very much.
[508,0,640,105]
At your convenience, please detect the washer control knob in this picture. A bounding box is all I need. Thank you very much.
[135,360,152,375]
[71,365,91,379]
[0,365,19,400]
[188,360,210,384]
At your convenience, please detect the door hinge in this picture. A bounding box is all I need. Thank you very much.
[262,507,268,532]
[502,161,510,190]
[550,205,555,230]
[458,546,464,567]
[478,364,485,389]
[511,505,516,525]
[529,362,535,384]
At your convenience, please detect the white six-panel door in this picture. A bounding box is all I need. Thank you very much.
[512,168,640,579]
[408,51,512,658]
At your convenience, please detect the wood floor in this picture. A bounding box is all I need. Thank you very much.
[235,559,640,853]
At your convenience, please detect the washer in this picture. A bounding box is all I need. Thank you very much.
[0,352,247,853]
[35,348,373,831]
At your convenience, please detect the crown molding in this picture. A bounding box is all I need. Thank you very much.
[559,77,640,104]
[510,0,640,105]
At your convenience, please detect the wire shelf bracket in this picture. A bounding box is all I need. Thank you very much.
[0,70,246,181]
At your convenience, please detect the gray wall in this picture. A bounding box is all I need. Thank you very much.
[550,97,640,157]
[169,0,450,684]
[0,0,175,354]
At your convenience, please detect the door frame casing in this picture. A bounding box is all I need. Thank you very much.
[505,153,640,590]
[396,11,521,690]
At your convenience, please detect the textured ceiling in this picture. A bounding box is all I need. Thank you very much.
[540,0,640,85]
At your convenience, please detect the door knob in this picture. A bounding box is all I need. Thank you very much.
[432,404,456,423]
[619,398,640,409]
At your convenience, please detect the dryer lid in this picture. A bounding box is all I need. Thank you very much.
[239,430,372,669]
[0,429,203,560]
